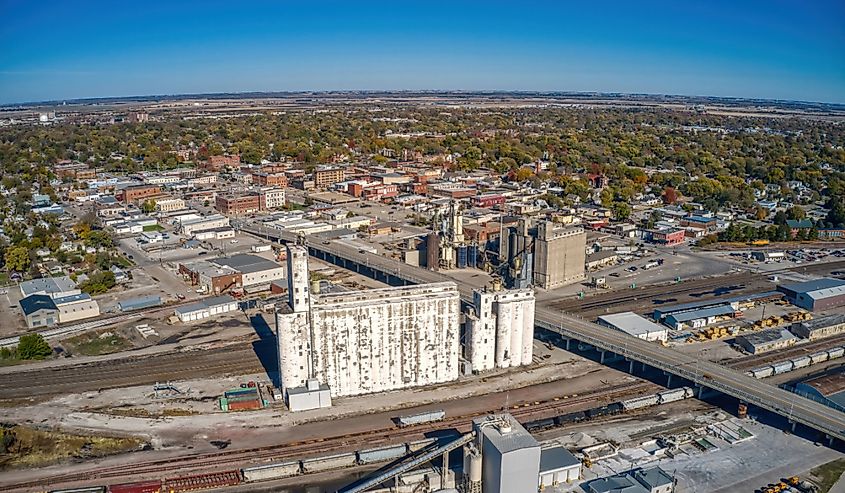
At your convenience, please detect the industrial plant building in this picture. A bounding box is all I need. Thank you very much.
[213,254,286,290]
[587,466,675,493]
[465,281,536,372]
[793,371,845,414]
[277,243,461,404]
[778,278,845,311]
[497,218,586,290]
[532,221,587,289]
[472,414,541,493]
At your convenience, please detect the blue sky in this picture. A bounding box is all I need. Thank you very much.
[1,0,843,104]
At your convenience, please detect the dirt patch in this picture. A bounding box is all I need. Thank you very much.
[92,406,198,418]
[0,424,147,469]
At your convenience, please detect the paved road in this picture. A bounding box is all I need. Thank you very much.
[242,223,845,442]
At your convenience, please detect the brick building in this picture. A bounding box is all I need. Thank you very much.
[314,166,346,188]
[253,172,288,187]
[204,155,241,171]
[119,184,161,204]
[216,193,262,216]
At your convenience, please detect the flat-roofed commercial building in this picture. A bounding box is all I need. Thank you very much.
[213,254,286,289]
[119,184,161,204]
[261,188,286,209]
[597,312,669,343]
[154,197,186,212]
[216,193,262,216]
[253,172,288,188]
[314,166,345,188]
[180,214,230,236]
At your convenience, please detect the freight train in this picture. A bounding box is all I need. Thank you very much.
[523,386,696,433]
[52,391,695,492]
[745,346,845,379]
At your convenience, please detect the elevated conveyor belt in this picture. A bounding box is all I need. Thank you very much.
[339,431,476,493]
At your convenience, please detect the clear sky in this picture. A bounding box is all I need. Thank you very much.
[1,0,843,104]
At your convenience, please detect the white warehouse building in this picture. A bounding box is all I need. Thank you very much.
[180,214,230,236]
[597,312,669,343]
[54,293,100,324]
[174,295,239,323]
[276,243,461,402]
[465,282,536,372]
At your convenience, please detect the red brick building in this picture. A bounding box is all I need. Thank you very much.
[252,172,288,188]
[216,193,262,216]
[119,184,161,204]
[472,193,506,208]
[204,155,241,171]
[651,228,686,246]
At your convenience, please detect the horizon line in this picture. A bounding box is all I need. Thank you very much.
[3,89,845,109]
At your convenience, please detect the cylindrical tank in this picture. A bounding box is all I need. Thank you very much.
[426,232,440,271]
[467,244,478,268]
[457,245,468,268]
[737,403,748,419]
[463,445,482,483]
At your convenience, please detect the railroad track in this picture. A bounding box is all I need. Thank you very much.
[548,271,761,314]
[548,259,845,316]
[0,346,268,398]
[3,381,657,491]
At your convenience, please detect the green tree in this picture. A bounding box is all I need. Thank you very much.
[17,333,52,360]
[786,206,806,220]
[611,202,632,220]
[79,271,116,295]
[140,199,157,214]
[4,246,30,272]
[83,230,114,249]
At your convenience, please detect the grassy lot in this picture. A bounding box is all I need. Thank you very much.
[143,224,164,232]
[809,458,845,492]
[0,425,145,469]
[63,330,131,356]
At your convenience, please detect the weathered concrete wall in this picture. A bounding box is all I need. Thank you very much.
[310,283,460,397]
[533,224,586,289]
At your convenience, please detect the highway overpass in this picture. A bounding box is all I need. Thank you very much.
[241,222,845,443]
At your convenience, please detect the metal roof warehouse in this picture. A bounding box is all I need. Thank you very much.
[664,304,736,329]
[778,278,845,311]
